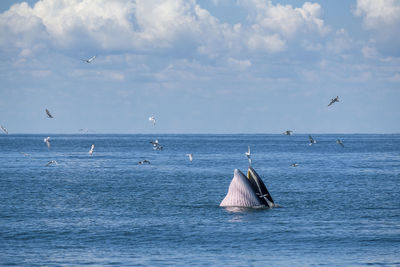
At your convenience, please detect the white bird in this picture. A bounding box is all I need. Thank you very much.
[82,55,96,63]
[20,152,31,157]
[283,130,293,135]
[88,144,95,155]
[149,115,156,126]
[336,139,344,147]
[45,109,54,118]
[45,160,58,166]
[290,163,299,167]
[44,137,51,148]
[328,96,339,106]
[186,154,193,162]
[1,125,8,134]
[309,135,317,146]
[245,146,251,165]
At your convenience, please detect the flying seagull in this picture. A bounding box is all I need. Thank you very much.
[149,115,156,126]
[88,144,95,155]
[328,96,339,106]
[186,154,193,162]
[45,160,58,166]
[336,139,344,148]
[138,159,151,165]
[245,146,251,165]
[283,130,293,135]
[1,125,8,134]
[82,55,96,63]
[309,135,317,146]
[290,163,299,167]
[44,137,51,148]
[20,152,31,157]
[45,109,54,118]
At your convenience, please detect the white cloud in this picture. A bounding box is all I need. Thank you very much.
[239,1,329,37]
[355,0,400,56]
[227,57,252,70]
[326,29,353,54]
[0,0,332,58]
[355,0,400,30]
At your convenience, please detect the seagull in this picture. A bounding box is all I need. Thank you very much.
[45,160,58,166]
[1,125,8,134]
[328,96,339,106]
[245,146,251,165]
[138,159,151,165]
[44,137,51,148]
[149,115,156,126]
[290,163,299,167]
[82,55,96,63]
[88,144,95,155]
[336,139,344,147]
[150,139,163,150]
[283,130,293,135]
[309,135,317,146]
[45,109,54,118]
[150,139,159,145]
[20,152,31,157]
[186,154,193,162]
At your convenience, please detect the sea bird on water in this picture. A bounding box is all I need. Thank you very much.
[283,130,293,135]
[45,160,58,166]
[336,139,344,147]
[44,137,51,148]
[138,160,151,165]
[186,154,193,162]
[245,146,251,165]
[88,144,95,155]
[309,135,317,146]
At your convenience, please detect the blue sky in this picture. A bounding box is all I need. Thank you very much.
[0,0,399,134]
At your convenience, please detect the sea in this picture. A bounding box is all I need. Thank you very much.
[0,134,399,266]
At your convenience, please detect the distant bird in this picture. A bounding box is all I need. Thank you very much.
[336,139,344,148]
[44,137,51,148]
[1,125,8,134]
[45,109,54,118]
[283,130,293,135]
[149,115,156,126]
[150,139,159,146]
[88,144,95,155]
[245,146,251,165]
[138,160,151,165]
[20,152,31,157]
[45,160,58,166]
[308,135,317,146]
[186,154,193,162]
[328,96,339,106]
[290,163,299,167]
[150,139,163,150]
[82,55,96,63]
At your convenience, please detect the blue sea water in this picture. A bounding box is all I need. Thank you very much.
[0,134,399,266]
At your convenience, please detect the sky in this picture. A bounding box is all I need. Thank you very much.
[0,0,399,134]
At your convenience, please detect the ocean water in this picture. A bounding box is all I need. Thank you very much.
[0,134,399,266]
